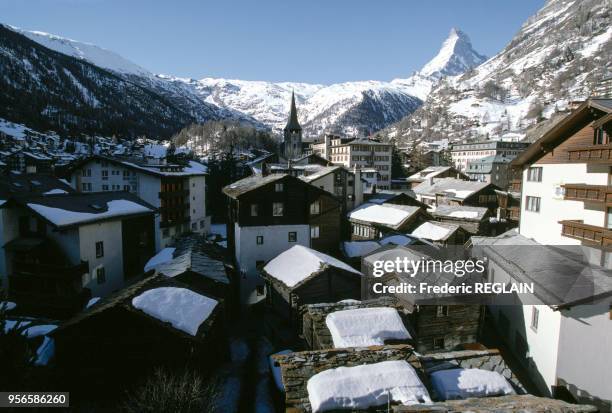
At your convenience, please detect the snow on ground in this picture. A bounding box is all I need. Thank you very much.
[263,245,361,288]
[429,368,515,400]
[131,287,218,336]
[411,222,452,241]
[580,26,612,58]
[342,241,381,258]
[349,204,418,227]
[307,360,431,412]
[325,307,411,348]
[28,199,153,227]
[269,350,293,392]
[143,247,176,272]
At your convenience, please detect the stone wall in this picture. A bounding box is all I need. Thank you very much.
[271,346,535,413]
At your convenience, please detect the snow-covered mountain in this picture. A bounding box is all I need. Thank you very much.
[0,23,487,139]
[387,0,612,144]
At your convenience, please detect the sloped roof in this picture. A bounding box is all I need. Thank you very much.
[413,178,492,200]
[348,203,423,230]
[222,173,286,199]
[0,173,75,200]
[431,205,489,221]
[407,166,453,182]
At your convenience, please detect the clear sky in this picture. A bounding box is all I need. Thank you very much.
[0,0,544,84]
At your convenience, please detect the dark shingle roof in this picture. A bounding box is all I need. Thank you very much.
[222,173,287,199]
[0,173,74,200]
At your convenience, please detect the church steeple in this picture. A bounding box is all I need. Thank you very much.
[285,91,302,132]
[282,91,303,160]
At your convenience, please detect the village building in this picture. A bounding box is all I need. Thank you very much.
[348,202,429,241]
[143,234,235,310]
[223,174,342,303]
[413,177,500,209]
[0,187,156,317]
[299,165,364,213]
[409,220,468,246]
[261,245,362,326]
[361,245,485,353]
[466,153,515,189]
[451,140,528,172]
[5,150,53,174]
[269,345,592,413]
[471,230,612,412]
[430,204,493,235]
[68,154,210,250]
[510,98,612,246]
[51,275,224,390]
[406,166,467,189]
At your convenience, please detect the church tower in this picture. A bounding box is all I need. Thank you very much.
[283,91,303,160]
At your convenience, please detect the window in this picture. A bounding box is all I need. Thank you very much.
[310,225,320,239]
[436,305,449,317]
[95,241,104,258]
[251,204,259,217]
[102,170,108,180]
[525,196,541,212]
[102,184,109,191]
[531,307,539,331]
[433,337,445,350]
[256,235,264,245]
[275,182,284,192]
[310,201,321,215]
[82,183,92,192]
[527,167,542,182]
[288,232,297,242]
[191,222,197,231]
[96,267,106,284]
[200,220,205,229]
[272,202,284,217]
[593,127,606,145]
[124,185,130,191]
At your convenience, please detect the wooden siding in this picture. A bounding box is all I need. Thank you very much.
[534,123,598,165]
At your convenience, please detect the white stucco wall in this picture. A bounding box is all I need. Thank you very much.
[519,163,609,245]
[79,221,125,297]
[234,223,309,302]
[556,298,612,411]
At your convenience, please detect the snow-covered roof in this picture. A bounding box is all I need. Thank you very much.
[144,247,176,272]
[413,178,491,200]
[223,173,286,199]
[263,245,361,288]
[307,360,431,412]
[430,368,515,400]
[407,166,453,182]
[410,221,459,242]
[143,144,168,159]
[300,165,344,183]
[131,287,218,336]
[27,198,154,228]
[432,205,488,221]
[42,188,68,195]
[325,307,411,348]
[348,203,422,229]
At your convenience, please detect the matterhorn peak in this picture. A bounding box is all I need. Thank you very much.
[419,27,486,79]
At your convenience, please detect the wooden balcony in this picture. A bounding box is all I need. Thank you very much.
[559,220,612,246]
[563,183,612,203]
[508,206,520,221]
[567,144,612,163]
[509,179,521,193]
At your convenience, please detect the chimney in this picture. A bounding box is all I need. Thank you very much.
[429,177,434,186]
[353,166,363,207]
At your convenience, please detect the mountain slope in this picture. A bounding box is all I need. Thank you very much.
[388,0,612,144]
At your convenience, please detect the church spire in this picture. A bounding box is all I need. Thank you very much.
[285,91,301,131]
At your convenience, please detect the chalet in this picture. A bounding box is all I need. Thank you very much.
[223,174,342,303]
[341,234,425,267]
[413,177,500,209]
[348,202,429,241]
[410,220,468,246]
[51,275,224,390]
[0,189,156,317]
[430,204,492,235]
[406,166,467,189]
[364,191,424,207]
[261,245,362,326]
[5,150,53,174]
[362,245,485,353]
[300,165,364,213]
[471,230,612,410]
[269,345,592,413]
[68,154,210,250]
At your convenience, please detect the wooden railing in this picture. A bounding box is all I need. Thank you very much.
[559,220,612,246]
[508,207,520,221]
[567,144,612,163]
[563,184,612,203]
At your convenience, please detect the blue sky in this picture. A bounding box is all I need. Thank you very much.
[0,0,544,84]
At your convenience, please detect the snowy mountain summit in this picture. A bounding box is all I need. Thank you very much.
[420,28,487,79]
